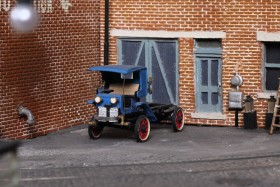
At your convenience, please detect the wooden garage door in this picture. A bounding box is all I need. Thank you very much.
[118,39,178,105]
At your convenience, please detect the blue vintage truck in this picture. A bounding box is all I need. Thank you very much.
[87,65,184,142]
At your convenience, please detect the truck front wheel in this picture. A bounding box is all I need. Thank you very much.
[134,115,150,142]
[88,120,104,139]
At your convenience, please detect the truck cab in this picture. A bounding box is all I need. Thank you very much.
[87,65,184,142]
[88,65,148,123]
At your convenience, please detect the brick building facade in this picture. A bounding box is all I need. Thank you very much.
[1,0,280,139]
[102,0,280,127]
[0,0,100,139]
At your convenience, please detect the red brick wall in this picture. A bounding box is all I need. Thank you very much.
[0,0,101,139]
[1,0,278,140]
[101,0,280,127]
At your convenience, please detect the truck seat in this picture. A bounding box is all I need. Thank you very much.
[109,83,139,96]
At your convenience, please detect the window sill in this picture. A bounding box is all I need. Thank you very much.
[257,92,277,99]
[191,112,226,120]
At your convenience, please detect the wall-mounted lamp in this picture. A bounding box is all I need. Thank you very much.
[9,0,39,33]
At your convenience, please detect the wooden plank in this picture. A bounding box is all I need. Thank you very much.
[270,81,280,135]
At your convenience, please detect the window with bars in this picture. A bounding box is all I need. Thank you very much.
[263,42,280,91]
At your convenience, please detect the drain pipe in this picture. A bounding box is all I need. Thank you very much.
[104,0,109,65]
[17,106,35,125]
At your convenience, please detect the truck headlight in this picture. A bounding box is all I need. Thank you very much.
[110,97,118,104]
[95,96,102,103]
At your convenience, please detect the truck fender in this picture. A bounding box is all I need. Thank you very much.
[134,102,158,122]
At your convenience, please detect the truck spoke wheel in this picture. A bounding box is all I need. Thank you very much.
[172,107,184,132]
[134,115,150,142]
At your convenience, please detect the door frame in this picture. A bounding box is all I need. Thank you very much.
[194,39,223,114]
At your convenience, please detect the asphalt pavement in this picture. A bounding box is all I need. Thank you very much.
[14,124,280,186]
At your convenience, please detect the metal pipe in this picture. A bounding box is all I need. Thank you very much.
[104,0,109,65]
[17,106,35,125]
[235,109,238,127]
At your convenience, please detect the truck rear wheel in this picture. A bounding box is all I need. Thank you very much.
[88,120,104,139]
[172,107,184,132]
[134,115,150,142]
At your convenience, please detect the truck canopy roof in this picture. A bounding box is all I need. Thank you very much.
[89,65,146,75]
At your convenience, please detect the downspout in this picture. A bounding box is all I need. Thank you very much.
[17,106,35,125]
[104,0,109,65]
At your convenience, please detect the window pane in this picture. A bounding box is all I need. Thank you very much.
[211,60,219,86]
[196,39,222,48]
[266,43,280,64]
[266,68,280,90]
[211,93,219,105]
[201,60,208,86]
[201,92,208,104]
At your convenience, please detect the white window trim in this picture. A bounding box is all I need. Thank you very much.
[111,29,226,39]
[257,92,277,99]
[191,112,226,120]
[257,32,280,42]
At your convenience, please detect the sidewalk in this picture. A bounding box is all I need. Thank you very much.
[18,124,280,169]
